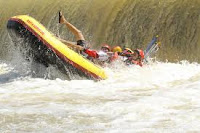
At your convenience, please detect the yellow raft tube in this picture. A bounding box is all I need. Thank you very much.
[7,15,107,80]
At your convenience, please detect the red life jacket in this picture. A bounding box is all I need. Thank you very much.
[84,49,99,58]
[131,60,143,67]
[110,52,119,62]
[84,49,120,64]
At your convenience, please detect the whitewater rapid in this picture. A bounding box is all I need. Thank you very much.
[0,61,200,132]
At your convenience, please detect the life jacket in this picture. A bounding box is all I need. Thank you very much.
[84,49,99,58]
[110,52,119,62]
[84,49,110,63]
[131,60,143,67]
[124,57,143,67]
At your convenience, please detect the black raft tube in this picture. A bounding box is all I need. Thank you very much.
[6,18,94,80]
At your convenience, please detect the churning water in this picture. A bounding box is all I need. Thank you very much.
[0,61,200,132]
[1,0,200,132]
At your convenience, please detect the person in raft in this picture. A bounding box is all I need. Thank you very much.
[83,44,121,65]
[121,48,144,67]
[58,11,122,65]
[58,11,87,51]
[58,11,144,66]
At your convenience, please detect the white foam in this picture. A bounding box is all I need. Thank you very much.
[0,61,200,132]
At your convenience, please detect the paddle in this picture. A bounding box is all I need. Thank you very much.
[144,35,161,62]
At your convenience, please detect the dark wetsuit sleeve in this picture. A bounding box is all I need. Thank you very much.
[84,49,99,58]
[77,40,86,47]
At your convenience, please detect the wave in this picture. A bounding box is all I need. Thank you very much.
[0,0,199,62]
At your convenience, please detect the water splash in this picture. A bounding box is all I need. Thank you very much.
[0,61,200,132]
[1,0,200,62]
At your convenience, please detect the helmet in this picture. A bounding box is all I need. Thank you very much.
[121,48,133,57]
[124,48,133,54]
[135,49,144,60]
[112,46,122,53]
[101,44,111,51]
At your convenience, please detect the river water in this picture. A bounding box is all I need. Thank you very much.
[1,0,200,132]
[0,60,200,132]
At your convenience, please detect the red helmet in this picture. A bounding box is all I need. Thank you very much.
[101,44,111,51]
[136,49,144,60]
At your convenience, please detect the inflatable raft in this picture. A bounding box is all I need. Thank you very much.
[7,15,107,80]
